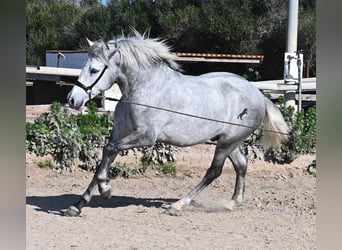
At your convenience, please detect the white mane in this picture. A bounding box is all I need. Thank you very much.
[89,31,181,71]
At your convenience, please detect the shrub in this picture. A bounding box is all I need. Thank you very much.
[108,162,147,179]
[26,101,177,174]
[158,162,177,177]
[264,96,316,164]
[241,95,316,164]
[140,142,178,166]
[242,129,264,161]
[37,158,53,169]
[26,101,112,172]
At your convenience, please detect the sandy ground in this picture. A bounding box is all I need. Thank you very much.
[26,145,316,249]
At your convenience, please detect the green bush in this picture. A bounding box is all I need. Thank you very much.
[242,95,316,164]
[264,96,316,164]
[26,101,112,172]
[158,162,177,177]
[37,159,53,169]
[140,142,178,166]
[242,129,264,161]
[108,162,147,179]
[26,101,177,174]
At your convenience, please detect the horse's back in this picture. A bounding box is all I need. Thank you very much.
[198,72,258,91]
[190,72,265,106]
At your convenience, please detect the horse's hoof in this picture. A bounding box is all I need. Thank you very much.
[163,206,182,216]
[101,188,112,200]
[222,200,237,211]
[63,206,81,217]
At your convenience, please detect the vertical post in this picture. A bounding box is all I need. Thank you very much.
[284,0,299,109]
[297,51,303,111]
[57,52,65,68]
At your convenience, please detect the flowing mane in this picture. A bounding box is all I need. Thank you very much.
[89,31,181,71]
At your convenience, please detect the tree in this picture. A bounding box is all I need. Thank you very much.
[253,0,315,79]
[26,0,316,79]
[75,4,112,46]
[298,0,316,77]
[26,0,81,65]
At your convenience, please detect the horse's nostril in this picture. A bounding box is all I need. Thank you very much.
[69,97,75,107]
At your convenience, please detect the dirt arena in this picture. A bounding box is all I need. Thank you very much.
[26,145,316,249]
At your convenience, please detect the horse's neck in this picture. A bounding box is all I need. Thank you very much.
[119,65,174,99]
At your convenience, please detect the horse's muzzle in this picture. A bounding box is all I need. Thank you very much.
[68,97,76,108]
[67,91,86,110]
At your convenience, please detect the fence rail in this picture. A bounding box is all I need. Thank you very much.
[26,66,316,90]
[26,66,316,104]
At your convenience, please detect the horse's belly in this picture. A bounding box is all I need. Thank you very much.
[157,120,225,147]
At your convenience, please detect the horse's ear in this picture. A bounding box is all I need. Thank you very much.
[86,37,94,47]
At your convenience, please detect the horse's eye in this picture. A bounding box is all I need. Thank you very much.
[90,68,99,74]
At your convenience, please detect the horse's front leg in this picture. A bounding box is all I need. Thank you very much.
[96,143,118,200]
[64,130,155,216]
[96,130,156,199]
[63,143,118,216]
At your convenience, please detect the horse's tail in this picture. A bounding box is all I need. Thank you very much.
[261,97,289,149]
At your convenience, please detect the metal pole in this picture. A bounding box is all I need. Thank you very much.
[57,52,65,68]
[284,0,299,109]
[286,0,298,53]
[297,52,302,111]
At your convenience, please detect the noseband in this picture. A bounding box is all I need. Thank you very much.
[74,65,108,99]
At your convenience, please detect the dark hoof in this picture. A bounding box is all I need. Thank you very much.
[163,206,182,216]
[101,188,112,200]
[63,206,81,217]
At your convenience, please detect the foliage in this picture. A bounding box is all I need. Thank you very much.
[158,162,177,177]
[140,142,178,166]
[26,0,81,65]
[37,158,54,169]
[108,162,147,179]
[264,96,316,164]
[26,101,112,172]
[75,3,112,44]
[26,0,316,79]
[241,129,264,161]
[76,102,114,170]
[26,101,177,174]
[241,95,316,164]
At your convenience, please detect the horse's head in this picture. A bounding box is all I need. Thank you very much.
[67,38,121,110]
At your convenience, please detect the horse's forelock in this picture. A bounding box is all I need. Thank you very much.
[88,40,111,65]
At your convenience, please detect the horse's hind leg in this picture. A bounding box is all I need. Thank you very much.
[166,142,235,215]
[223,147,248,210]
[63,143,118,216]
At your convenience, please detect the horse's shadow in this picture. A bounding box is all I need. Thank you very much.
[26,194,178,216]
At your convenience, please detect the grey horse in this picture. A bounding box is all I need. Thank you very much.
[65,31,288,216]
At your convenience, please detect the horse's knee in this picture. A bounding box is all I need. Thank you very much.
[103,142,117,156]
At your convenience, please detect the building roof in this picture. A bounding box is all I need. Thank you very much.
[46,50,264,64]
